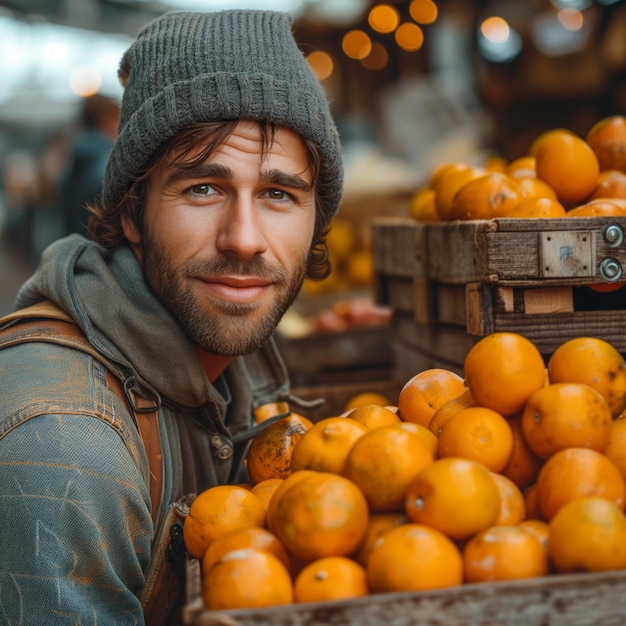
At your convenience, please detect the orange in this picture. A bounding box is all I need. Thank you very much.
[201,547,293,610]
[246,414,313,483]
[548,497,626,573]
[528,127,576,157]
[396,421,439,457]
[515,177,559,200]
[504,196,566,219]
[353,512,409,567]
[535,447,626,521]
[404,457,501,540]
[268,471,369,562]
[347,403,401,429]
[547,336,626,418]
[566,199,626,216]
[589,169,626,200]
[449,172,524,220]
[253,401,291,424]
[343,391,393,412]
[505,156,536,179]
[463,525,549,582]
[366,523,463,593]
[183,485,267,559]
[501,413,544,490]
[343,424,434,512]
[250,478,285,511]
[484,154,508,172]
[293,556,368,603]
[585,115,626,172]
[433,165,487,220]
[201,526,290,574]
[436,406,514,473]
[397,368,467,428]
[521,383,613,459]
[491,472,526,525]
[518,518,550,552]
[604,417,626,482]
[409,187,439,222]
[428,388,475,436]
[523,483,543,520]
[265,469,317,531]
[533,130,600,204]
[290,416,368,475]
[428,161,473,187]
[463,332,546,417]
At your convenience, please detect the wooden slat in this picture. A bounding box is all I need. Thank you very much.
[185,556,626,626]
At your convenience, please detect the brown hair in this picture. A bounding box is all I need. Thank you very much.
[88,120,332,280]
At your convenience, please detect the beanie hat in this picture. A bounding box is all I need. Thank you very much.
[102,10,343,218]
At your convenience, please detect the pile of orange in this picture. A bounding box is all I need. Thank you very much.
[409,115,626,223]
[184,331,626,612]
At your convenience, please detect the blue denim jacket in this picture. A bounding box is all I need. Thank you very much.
[0,236,291,625]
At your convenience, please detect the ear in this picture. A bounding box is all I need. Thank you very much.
[121,213,141,244]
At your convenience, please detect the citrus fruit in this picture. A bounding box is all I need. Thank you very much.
[268,471,369,562]
[548,336,626,418]
[293,556,369,603]
[397,368,467,428]
[548,497,626,573]
[367,523,463,592]
[535,447,626,521]
[343,424,434,512]
[404,457,501,540]
[521,383,613,459]
[463,332,546,417]
[201,547,293,610]
[183,485,267,559]
[463,525,549,582]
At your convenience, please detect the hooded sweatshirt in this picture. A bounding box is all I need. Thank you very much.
[0,234,291,625]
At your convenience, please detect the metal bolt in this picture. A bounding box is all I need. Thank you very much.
[599,257,623,281]
[603,224,624,248]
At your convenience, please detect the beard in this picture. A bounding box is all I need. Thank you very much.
[140,230,307,356]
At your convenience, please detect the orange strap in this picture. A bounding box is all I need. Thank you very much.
[0,301,164,525]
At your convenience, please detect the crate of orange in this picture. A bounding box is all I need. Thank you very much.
[373,117,626,378]
[182,331,626,625]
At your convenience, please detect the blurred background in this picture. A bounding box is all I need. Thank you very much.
[0,0,624,374]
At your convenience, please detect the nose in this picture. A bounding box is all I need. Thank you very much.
[215,196,268,260]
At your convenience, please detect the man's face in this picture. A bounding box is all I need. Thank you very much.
[123,120,316,356]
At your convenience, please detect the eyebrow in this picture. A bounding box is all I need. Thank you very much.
[163,163,313,193]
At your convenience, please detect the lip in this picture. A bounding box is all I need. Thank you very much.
[196,275,272,304]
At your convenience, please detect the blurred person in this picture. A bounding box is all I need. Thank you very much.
[0,9,342,626]
[60,92,120,236]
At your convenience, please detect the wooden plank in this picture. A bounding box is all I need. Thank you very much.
[466,282,495,335]
[392,313,477,376]
[435,284,466,326]
[492,309,626,356]
[185,556,626,626]
[522,286,574,314]
[371,218,423,278]
[291,379,403,421]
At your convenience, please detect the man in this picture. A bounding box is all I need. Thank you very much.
[0,9,343,625]
[60,93,121,237]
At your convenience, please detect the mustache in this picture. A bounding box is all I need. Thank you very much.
[185,256,289,282]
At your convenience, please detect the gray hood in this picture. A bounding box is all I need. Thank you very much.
[16,235,233,409]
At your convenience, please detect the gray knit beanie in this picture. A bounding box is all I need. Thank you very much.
[102,10,343,217]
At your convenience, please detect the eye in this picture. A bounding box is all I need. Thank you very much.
[189,183,216,196]
[266,188,291,201]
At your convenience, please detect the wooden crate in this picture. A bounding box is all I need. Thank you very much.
[183,555,626,625]
[277,326,395,388]
[372,216,626,378]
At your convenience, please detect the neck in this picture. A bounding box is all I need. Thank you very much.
[194,346,233,383]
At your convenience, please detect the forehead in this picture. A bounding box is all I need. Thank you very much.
[167,120,312,170]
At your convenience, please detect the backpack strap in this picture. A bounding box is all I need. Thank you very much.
[0,301,164,525]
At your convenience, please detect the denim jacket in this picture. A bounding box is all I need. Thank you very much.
[0,236,291,625]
